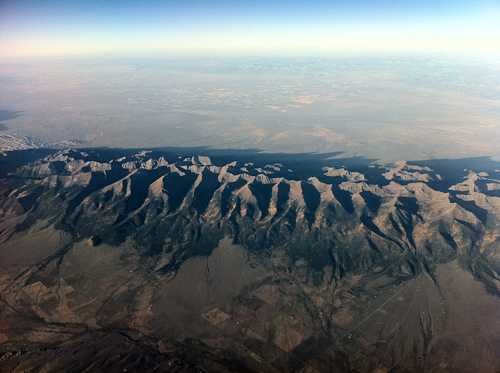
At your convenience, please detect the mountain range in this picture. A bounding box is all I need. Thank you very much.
[1,148,500,372]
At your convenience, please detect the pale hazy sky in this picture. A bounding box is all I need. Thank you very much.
[0,0,499,58]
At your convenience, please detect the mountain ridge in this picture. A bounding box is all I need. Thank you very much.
[1,148,500,372]
[4,148,499,278]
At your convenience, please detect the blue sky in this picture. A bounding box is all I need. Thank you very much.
[0,0,499,58]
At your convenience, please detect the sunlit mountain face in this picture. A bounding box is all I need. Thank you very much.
[1,1,500,371]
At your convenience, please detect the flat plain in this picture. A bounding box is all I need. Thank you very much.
[1,56,499,161]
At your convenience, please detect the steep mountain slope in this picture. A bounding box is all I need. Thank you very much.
[1,149,500,372]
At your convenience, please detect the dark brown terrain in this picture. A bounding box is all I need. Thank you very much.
[1,148,500,372]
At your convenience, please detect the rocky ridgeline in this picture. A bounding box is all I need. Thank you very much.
[2,149,500,289]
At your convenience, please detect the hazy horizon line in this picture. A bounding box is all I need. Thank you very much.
[1,50,499,62]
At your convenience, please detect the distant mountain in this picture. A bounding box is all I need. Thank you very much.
[0,133,82,152]
[1,149,500,372]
